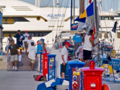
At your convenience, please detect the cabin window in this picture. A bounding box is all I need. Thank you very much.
[3,17,29,24]
[101,16,114,20]
[3,31,52,37]
[117,33,120,38]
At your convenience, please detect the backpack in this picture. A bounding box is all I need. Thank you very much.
[33,75,47,81]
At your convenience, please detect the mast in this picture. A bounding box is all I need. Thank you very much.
[73,0,75,23]
[38,0,40,7]
[94,0,100,64]
[35,0,40,7]
[35,0,38,6]
[53,0,55,7]
[80,0,85,14]
[57,0,59,7]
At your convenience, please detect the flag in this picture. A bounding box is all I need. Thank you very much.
[86,16,92,34]
[112,21,117,33]
[74,17,86,23]
[77,22,86,31]
[92,25,96,40]
[74,2,94,22]
[89,0,92,4]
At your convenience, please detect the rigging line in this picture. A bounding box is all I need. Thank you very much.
[54,0,65,37]
[47,0,56,31]
[45,0,52,6]
[58,0,70,33]
[48,0,64,43]
[52,0,64,33]
[53,0,64,29]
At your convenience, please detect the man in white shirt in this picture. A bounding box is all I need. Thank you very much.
[23,31,29,40]
[60,42,71,78]
[27,42,37,71]
[83,30,99,67]
[27,36,36,52]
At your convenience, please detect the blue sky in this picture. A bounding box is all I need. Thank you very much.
[20,0,119,11]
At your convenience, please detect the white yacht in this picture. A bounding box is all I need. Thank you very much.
[0,0,80,51]
[0,0,120,53]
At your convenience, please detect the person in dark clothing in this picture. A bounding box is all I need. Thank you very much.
[6,40,20,71]
[14,30,24,54]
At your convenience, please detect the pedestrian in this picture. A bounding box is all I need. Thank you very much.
[27,35,36,52]
[6,34,13,51]
[73,33,82,51]
[23,31,29,40]
[27,42,37,71]
[7,34,13,45]
[60,42,71,78]
[37,40,42,72]
[14,30,24,54]
[6,40,20,71]
[23,36,29,55]
[75,44,83,61]
[83,30,99,67]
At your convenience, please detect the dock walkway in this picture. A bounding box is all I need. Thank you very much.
[0,53,42,90]
[0,70,42,90]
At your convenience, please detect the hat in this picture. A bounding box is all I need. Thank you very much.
[28,35,31,38]
[18,30,20,32]
[25,31,28,33]
[9,34,11,36]
[65,42,71,46]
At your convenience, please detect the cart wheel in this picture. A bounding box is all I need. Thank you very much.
[102,83,110,90]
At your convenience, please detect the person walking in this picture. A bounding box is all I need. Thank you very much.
[14,30,24,54]
[6,34,13,51]
[7,34,13,45]
[27,42,37,71]
[83,30,99,67]
[37,40,42,72]
[6,40,20,71]
[27,35,36,52]
[23,31,29,40]
[73,33,82,51]
[60,42,71,78]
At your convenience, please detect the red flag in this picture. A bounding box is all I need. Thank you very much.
[92,25,96,40]
[89,0,92,4]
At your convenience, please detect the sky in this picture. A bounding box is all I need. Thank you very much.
[20,0,119,11]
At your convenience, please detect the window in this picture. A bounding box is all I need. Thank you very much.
[3,17,29,24]
[3,31,52,37]
[117,33,120,38]
[101,16,114,20]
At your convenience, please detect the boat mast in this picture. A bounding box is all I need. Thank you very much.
[53,0,55,7]
[57,0,59,7]
[35,0,40,7]
[73,0,75,23]
[94,0,100,63]
[80,0,84,14]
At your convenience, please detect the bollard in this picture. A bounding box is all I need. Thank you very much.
[82,60,104,90]
[47,54,56,81]
[68,60,85,90]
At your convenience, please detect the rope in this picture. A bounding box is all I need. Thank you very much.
[58,0,70,34]
[45,0,52,6]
